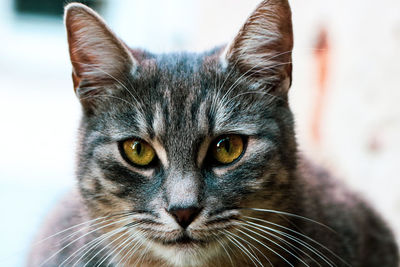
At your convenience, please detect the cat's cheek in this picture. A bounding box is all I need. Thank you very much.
[80,169,132,209]
[78,167,99,194]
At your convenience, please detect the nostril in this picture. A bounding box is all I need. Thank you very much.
[168,206,202,229]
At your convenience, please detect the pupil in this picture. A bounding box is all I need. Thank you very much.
[134,142,142,155]
[223,138,231,153]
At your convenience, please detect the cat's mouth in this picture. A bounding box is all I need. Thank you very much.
[165,235,204,245]
[152,232,207,247]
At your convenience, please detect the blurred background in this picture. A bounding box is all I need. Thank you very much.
[0,0,399,265]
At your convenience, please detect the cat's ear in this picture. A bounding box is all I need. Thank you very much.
[64,3,136,109]
[223,0,293,96]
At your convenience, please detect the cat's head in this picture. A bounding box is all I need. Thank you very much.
[65,0,294,265]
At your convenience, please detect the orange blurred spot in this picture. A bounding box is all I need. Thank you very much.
[311,28,330,145]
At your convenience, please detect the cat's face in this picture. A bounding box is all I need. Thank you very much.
[65,1,294,265]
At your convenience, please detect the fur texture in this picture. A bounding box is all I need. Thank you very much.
[28,1,398,266]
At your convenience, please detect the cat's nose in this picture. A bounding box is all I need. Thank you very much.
[167,206,202,229]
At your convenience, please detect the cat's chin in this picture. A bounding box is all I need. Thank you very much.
[146,236,221,267]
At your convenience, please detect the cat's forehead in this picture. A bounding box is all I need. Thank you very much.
[134,49,222,81]
[154,53,205,98]
[97,50,275,153]
[137,53,216,140]
[132,52,264,137]
[155,52,205,73]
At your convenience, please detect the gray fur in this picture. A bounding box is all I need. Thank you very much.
[27,1,398,266]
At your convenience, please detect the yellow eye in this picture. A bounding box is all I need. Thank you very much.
[212,135,244,164]
[122,138,156,166]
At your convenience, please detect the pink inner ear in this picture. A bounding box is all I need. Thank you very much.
[65,3,136,84]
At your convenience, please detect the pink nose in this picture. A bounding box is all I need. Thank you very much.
[168,207,201,229]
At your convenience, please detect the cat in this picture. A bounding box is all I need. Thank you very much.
[27,0,399,266]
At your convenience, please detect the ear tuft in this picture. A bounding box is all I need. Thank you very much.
[224,0,293,94]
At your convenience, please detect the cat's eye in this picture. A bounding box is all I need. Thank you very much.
[122,138,156,167]
[211,135,244,165]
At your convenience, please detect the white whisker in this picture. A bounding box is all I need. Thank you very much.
[244,216,350,266]
[214,234,235,267]
[117,230,145,266]
[224,230,263,267]
[240,222,324,267]
[68,227,124,267]
[243,208,335,232]
[239,224,312,267]
[39,216,133,266]
[225,230,273,267]
[59,214,130,244]
[91,229,132,267]
[33,215,110,246]
[222,231,253,266]
[105,227,142,266]
[234,227,294,267]
[132,237,151,267]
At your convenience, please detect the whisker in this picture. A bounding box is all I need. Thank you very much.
[240,222,324,267]
[245,241,263,267]
[242,208,335,232]
[58,212,140,255]
[105,230,140,267]
[240,223,320,267]
[244,216,350,266]
[225,230,273,267]
[34,216,108,244]
[224,230,263,267]
[221,230,253,266]
[94,222,142,267]
[239,226,306,267]
[39,216,133,266]
[117,230,145,266]
[234,227,294,267]
[81,230,126,267]
[32,213,130,247]
[66,227,124,267]
[132,237,151,267]
[56,216,138,267]
[213,233,235,267]
[59,214,130,244]
[91,230,132,267]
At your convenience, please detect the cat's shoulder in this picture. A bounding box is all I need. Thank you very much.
[26,190,92,266]
[296,156,399,266]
